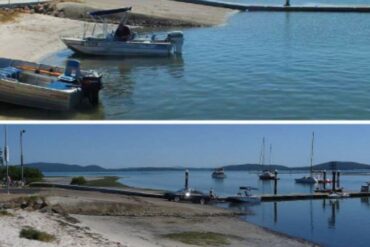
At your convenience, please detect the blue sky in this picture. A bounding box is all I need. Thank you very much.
[1,124,370,168]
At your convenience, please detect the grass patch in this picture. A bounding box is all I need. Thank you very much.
[0,210,13,217]
[70,176,87,185]
[20,227,55,242]
[163,231,230,246]
[0,10,20,23]
[85,176,127,188]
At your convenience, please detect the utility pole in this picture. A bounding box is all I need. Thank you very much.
[4,126,9,194]
[20,130,26,186]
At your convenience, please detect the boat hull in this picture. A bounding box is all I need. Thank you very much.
[62,38,173,57]
[0,78,81,111]
[227,196,261,203]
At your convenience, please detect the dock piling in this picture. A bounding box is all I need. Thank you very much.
[185,169,189,190]
[323,170,327,190]
[284,0,290,7]
[332,171,336,192]
[273,170,278,195]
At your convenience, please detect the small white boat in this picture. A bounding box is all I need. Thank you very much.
[295,132,319,184]
[0,58,102,111]
[62,7,184,57]
[212,168,226,179]
[227,186,261,203]
[328,192,350,198]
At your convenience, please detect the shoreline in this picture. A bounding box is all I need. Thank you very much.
[39,176,319,246]
[0,187,317,246]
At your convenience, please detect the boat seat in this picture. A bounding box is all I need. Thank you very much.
[0,67,20,79]
[48,81,73,90]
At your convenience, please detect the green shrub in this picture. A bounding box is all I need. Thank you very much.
[0,166,43,184]
[70,176,86,185]
[20,227,55,242]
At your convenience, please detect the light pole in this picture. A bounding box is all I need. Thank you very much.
[4,126,9,194]
[20,130,26,185]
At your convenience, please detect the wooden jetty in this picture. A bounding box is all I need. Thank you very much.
[260,191,370,202]
[176,0,370,13]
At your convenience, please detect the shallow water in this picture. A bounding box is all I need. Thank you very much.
[45,169,370,246]
[3,2,358,119]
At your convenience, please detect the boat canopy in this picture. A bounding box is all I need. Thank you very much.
[89,7,132,17]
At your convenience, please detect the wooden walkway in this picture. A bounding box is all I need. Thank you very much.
[176,0,370,12]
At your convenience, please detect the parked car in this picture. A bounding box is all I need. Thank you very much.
[164,188,211,204]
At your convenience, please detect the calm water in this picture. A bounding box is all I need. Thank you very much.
[45,170,370,246]
[0,1,359,119]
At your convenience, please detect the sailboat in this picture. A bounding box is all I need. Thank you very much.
[295,132,318,184]
[259,138,276,180]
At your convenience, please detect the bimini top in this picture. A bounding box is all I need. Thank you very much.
[89,7,132,17]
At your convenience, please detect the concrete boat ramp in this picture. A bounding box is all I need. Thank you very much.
[176,0,370,13]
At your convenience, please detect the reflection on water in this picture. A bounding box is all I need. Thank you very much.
[242,198,370,247]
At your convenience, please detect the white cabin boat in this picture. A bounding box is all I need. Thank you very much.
[227,186,261,203]
[62,7,184,57]
[212,168,226,179]
[0,58,102,111]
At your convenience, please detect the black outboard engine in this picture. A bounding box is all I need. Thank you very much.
[80,71,103,105]
[59,59,103,106]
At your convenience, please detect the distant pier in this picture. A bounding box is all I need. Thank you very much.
[176,0,370,13]
[260,191,370,202]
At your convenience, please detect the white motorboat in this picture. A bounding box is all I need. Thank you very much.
[328,192,350,199]
[0,58,102,111]
[227,186,261,203]
[62,7,184,57]
[212,168,226,179]
[295,132,319,184]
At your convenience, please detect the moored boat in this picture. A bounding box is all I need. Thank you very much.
[62,7,184,57]
[295,132,319,184]
[0,58,102,111]
[227,186,261,203]
[258,139,276,180]
[212,168,226,179]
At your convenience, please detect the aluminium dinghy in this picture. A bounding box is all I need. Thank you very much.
[0,58,102,111]
[62,7,184,57]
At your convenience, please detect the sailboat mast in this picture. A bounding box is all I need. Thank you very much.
[310,132,315,176]
[269,144,272,166]
[260,137,266,167]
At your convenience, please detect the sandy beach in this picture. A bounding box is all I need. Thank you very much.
[0,187,317,247]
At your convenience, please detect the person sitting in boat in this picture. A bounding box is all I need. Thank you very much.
[114,23,132,41]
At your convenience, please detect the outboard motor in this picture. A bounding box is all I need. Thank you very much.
[167,31,184,54]
[80,71,103,106]
[59,59,103,106]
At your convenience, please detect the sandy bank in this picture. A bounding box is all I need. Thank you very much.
[0,188,316,246]
[0,13,89,62]
[82,0,234,27]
